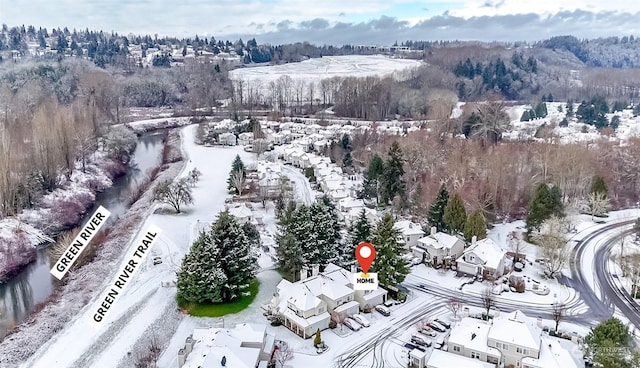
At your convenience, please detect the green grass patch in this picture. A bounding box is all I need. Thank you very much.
[185,279,260,317]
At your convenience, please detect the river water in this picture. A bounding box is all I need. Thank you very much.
[0,131,166,339]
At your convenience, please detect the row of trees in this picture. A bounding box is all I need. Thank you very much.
[360,142,407,207]
[426,185,487,241]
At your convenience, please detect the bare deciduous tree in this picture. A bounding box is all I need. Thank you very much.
[533,216,570,279]
[273,341,294,368]
[230,170,246,196]
[508,231,528,264]
[447,297,463,320]
[587,191,610,219]
[552,301,566,333]
[481,287,495,320]
[152,179,193,213]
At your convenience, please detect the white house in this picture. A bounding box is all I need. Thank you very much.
[413,228,465,265]
[344,207,378,227]
[456,238,508,281]
[178,323,274,368]
[447,317,501,365]
[446,311,583,368]
[227,204,254,225]
[218,132,237,146]
[426,350,495,368]
[394,220,425,249]
[274,263,386,339]
[237,132,253,146]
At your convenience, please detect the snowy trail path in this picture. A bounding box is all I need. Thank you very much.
[281,165,315,205]
[25,126,255,368]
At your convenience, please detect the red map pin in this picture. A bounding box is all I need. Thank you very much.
[356,242,376,274]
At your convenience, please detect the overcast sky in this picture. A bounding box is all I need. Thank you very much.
[2,0,640,44]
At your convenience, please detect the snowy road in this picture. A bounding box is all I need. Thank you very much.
[281,164,315,205]
[24,126,255,368]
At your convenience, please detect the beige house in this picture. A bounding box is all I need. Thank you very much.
[456,238,508,281]
[412,228,465,265]
[274,263,386,339]
[446,310,582,368]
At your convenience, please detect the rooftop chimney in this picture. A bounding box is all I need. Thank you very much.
[471,235,477,245]
[300,268,308,281]
[311,264,320,277]
[431,226,437,236]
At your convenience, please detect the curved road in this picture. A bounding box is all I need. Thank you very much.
[596,227,640,329]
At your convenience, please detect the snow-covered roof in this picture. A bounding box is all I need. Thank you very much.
[417,232,461,250]
[488,310,541,352]
[302,274,353,301]
[522,336,582,368]
[334,300,360,314]
[286,283,324,311]
[338,197,365,210]
[427,350,494,368]
[448,318,494,355]
[281,307,329,328]
[227,205,253,220]
[394,220,425,237]
[464,238,505,270]
[184,324,267,368]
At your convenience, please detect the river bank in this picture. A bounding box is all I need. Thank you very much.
[0,129,185,367]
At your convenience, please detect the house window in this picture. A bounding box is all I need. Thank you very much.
[471,351,480,359]
[469,255,476,262]
[523,349,529,355]
[453,345,461,352]
[516,347,522,353]
[502,343,509,350]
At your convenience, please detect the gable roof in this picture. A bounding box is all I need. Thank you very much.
[417,232,462,250]
[394,220,426,236]
[522,336,582,368]
[464,238,505,269]
[488,310,542,351]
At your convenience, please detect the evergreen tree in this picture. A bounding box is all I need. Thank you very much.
[242,221,261,248]
[534,102,548,118]
[276,233,304,280]
[590,175,608,198]
[308,202,340,266]
[227,155,246,193]
[345,209,372,265]
[463,210,487,242]
[321,196,342,250]
[526,184,563,233]
[380,141,406,205]
[342,151,353,167]
[427,184,450,232]
[370,213,409,286]
[314,329,322,347]
[177,230,227,305]
[176,211,256,305]
[520,110,531,122]
[362,154,384,202]
[585,318,636,368]
[443,193,467,234]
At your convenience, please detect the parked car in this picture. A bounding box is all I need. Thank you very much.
[383,300,396,307]
[404,343,416,350]
[352,314,371,327]
[152,256,162,265]
[434,336,445,350]
[344,318,361,331]
[427,322,446,333]
[419,328,437,337]
[434,319,451,329]
[375,305,391,317]
[411,335,432,347]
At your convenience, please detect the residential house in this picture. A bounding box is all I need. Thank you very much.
[274,263,386,339]
[447,317,501,365]
[237,132,253,146]
[456,238,508,281]
[338,197,365,214]
[446,310,583,368]
[412,228,465,266]
[394,220,425,249]
[344,207,378,227]
[227,204,254,225]
[426,350,495,368]
[178,323,274,368]
[257,162,282,198]
[218,132,237,146]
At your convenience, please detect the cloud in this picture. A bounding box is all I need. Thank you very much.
[227,10,640,45]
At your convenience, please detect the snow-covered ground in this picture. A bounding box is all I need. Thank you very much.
[230,55,421,99]
[22,126,255,368]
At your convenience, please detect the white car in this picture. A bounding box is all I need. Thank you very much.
[352,314,371,327]
[344,318,361,331]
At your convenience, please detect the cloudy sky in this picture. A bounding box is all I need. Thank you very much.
[2,0,640,44]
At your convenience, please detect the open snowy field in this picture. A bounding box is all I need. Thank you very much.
[230,55,421,100]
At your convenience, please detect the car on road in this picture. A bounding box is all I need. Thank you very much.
[411,335,432,347]
[152,256,162,265]
[427,322,446,333]
[434,319,451,329]
[344,318,361,331]
[375,305,391,316]
[352,314,370,327]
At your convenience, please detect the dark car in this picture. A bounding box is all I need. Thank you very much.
[427,322,446,333]
[434,319,451,329]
